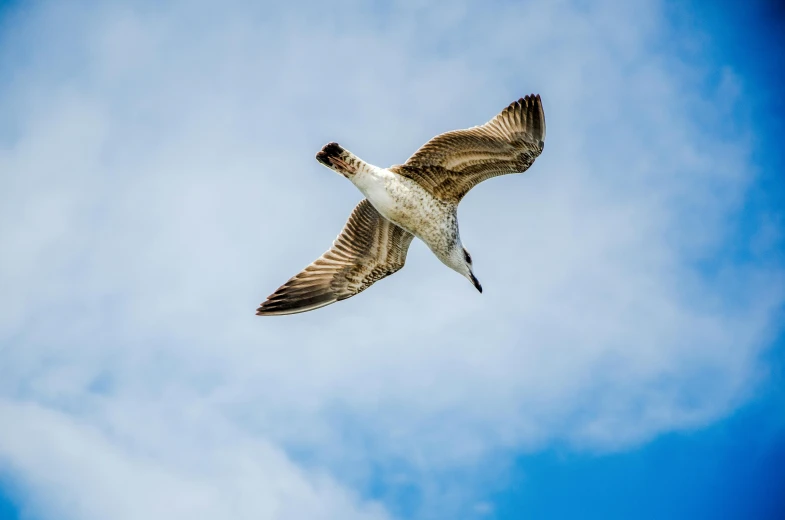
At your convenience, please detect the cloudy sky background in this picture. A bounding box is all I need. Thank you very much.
[0,0,783,518]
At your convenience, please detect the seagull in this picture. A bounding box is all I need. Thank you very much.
[257,95,546,316]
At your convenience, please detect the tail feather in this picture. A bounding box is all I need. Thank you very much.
[315,142,361,177]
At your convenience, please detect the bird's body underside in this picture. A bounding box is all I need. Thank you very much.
[257,94,546,316]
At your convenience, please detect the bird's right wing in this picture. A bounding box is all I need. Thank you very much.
[256,199,414,316]
[391,95,546,203]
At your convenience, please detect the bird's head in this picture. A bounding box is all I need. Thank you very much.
[452,246,482,293]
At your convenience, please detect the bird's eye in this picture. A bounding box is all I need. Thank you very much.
[463,249,472,264]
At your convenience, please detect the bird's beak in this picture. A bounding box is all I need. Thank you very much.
[469,272,482,293]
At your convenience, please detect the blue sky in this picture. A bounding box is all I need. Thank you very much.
[0,1,783,519]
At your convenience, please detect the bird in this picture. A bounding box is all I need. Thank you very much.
[256,94,546,316]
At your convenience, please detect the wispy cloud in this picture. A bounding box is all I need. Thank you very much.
[0,0,782,518]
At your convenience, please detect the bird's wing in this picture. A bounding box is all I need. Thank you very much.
[256,199,414,316]
[391,94,545,203]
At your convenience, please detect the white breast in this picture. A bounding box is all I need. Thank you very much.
[351,166,458,259]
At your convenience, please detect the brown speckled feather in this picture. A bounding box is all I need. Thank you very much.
[390,94,546,203]
[256,199,414,316]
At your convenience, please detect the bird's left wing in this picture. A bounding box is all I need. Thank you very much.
[256,199,414,316]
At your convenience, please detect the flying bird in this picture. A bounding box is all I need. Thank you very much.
[257,95,546,316]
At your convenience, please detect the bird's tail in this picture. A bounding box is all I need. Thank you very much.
[315,142,364,178]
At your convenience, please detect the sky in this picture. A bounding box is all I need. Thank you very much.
[0,0,783,519]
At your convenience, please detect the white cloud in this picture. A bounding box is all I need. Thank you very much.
[0,0,782,518]
[0,399,389,520]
